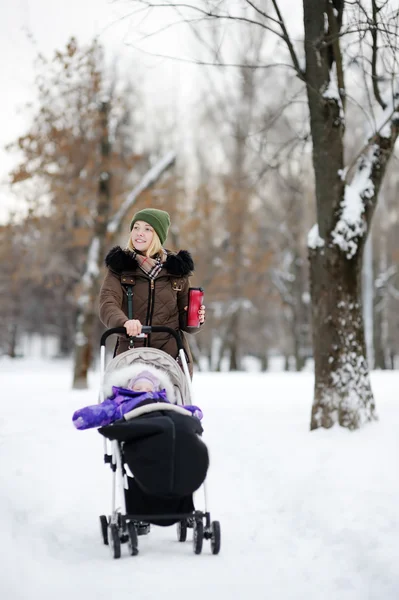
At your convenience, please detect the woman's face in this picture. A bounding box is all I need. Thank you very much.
[131,220,154,253]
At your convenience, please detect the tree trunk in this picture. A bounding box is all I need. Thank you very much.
[309,245,376,429]
[373,301,387,370]
[8,323,18,358]
[260,352,269,372]
[229,342,239,371]
[362,234,374,369]
[228,311,240,371]
[73,101,112,389]
[304,0,398,429]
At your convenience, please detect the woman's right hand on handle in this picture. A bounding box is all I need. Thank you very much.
[123,319,143,337]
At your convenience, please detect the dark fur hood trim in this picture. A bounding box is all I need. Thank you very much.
[105,246,194,277]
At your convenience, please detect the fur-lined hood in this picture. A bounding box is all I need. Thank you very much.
[103,362,176,403]
[105,246,194,277]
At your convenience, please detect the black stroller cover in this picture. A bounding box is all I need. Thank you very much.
[99,410,209,497]
[99,410,209,525]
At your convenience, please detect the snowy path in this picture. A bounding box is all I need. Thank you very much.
[1,360,399,599]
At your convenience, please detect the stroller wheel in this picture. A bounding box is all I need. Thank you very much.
[193,520,204,555]
[108,524,121,559]
[177,520,187,542]
[99,515,109,545]
[127,522,139,556]
[210,521,221,555]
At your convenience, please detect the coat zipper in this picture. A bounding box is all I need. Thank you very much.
[145,279,155,347]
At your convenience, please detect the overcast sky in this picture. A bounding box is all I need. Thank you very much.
[0,0,302,222]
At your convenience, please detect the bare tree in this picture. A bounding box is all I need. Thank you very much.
[6,38,177,387]
[124,0,399,429]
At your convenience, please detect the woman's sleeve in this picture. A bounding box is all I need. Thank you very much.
[99,270,128,328]
[177,277,202,335]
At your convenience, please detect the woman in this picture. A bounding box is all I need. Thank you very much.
[99,208,205,376]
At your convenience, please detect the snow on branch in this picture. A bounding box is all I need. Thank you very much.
[308,224,325,250]
[107,150,176,234]
[322,75,344,119]
[332,147,377,259]
[82,236,100,286]
[372,87,399,139]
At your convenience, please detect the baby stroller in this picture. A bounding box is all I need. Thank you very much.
[98,325,221,558]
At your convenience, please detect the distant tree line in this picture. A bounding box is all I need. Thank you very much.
[2,17,399,389]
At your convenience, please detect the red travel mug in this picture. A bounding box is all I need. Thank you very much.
[187,287,204,327]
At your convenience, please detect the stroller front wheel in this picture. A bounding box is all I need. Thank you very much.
[108,524,121,559]
[177,520,187,542]
[210,521,221,555]
[127,522,139,556]
[193,520,204,555]
[99,515,109,545]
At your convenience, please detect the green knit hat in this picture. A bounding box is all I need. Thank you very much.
[129,208,171,244]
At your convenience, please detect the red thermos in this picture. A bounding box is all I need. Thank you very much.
[187,287,204,327]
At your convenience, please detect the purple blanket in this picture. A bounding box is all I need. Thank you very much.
[72,386,203,430]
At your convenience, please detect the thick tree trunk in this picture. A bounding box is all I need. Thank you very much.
[304,0,398,429]
[309,245,376,429]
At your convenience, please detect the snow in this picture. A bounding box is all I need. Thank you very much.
[307,224,325,250]
[332,149,377,259]
[81,236,100,288]
[1,358,399,599]
[321,65,344,122]
[372,85,399,139]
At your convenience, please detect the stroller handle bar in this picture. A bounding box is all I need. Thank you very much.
[100,326,185,351]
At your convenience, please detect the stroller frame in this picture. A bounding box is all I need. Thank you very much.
[98,326,221,558]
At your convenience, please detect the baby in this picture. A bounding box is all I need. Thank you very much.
[127,370,160,393]
[72,367,203,430]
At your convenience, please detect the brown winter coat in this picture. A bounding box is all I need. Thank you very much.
[99,246,201,376]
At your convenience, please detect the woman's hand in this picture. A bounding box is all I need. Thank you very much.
[198,304,206,324]
[123,319,144,337]
[184,304,206,324]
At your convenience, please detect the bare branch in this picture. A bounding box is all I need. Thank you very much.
[270,0,305,81]
[123,40,296,70]
[343,107,399,184]
[128,1,284,37]
[107,151,176,235]
[326,0,346,111]
[371,0,387,109]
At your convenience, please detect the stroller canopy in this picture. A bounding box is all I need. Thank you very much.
[103,347,191,406]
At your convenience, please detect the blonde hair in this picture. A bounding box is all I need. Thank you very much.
[127,229,163,258]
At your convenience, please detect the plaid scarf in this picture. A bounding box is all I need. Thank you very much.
[132,248,167,280]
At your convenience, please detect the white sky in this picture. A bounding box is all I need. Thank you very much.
[0,0,302,222]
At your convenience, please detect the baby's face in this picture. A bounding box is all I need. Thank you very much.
[131,381,154,393]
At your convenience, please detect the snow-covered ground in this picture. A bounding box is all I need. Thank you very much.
[1,358,398,600]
